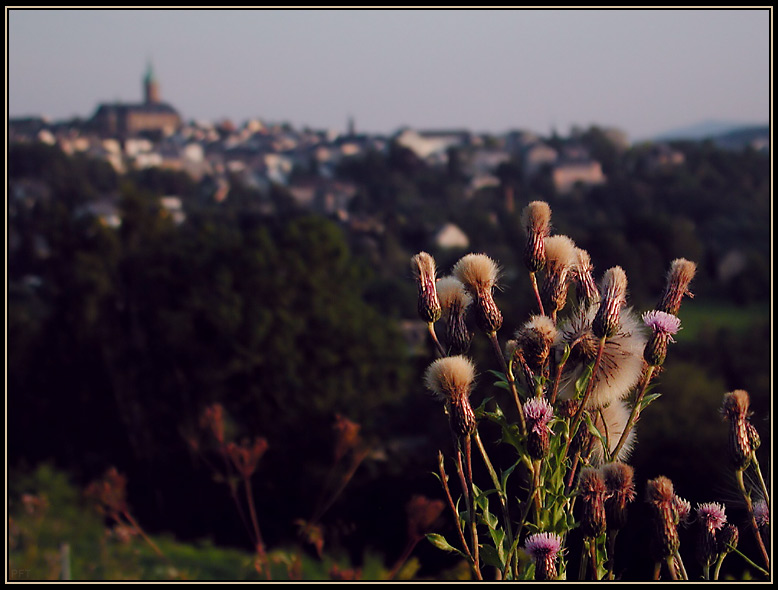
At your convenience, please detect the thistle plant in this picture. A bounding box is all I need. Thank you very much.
[408,200,770,581]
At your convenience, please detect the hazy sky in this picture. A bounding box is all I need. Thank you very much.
[7,8,770,140]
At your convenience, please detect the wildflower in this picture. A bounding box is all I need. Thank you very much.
[717,523,739,556]
[642,310,681,366]
[452,253,503,334]
[588,400,636,464]
[555,304,647,410]
[540,235,577,319]
[436,276,473,355]
[524,532,562,581]
[592,266,628,338]
[571,248,600,308]
[411,252,442,324]
[673,495,693,527]
[578,467,607,539]
[645,476,681,560]
[753,499,769,528]
[514,315,557,377]
[521,201,552,273]
[603,462,636,531]
[657,258,696,316]
[721,390,753,469]
[696,502,727,569]
[424,355,478,438]
[524,397,554,460]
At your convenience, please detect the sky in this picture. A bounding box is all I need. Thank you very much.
[7,8,771,141]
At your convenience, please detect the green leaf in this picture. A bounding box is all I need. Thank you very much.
[479,544,504,569]
[426,533,466,558]
[639,392,662,411]
[575,363,594,397]
[492,381,510,390]
[487,369,508,383]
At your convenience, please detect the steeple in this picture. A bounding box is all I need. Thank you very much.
[144,60,160,104]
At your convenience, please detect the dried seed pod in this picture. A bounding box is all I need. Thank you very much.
[411,252,442,323]
[646,476,681,560]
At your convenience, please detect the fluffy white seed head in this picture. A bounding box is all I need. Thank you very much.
[555,304,648,409]
[436,276,473,317]
[543,235,578,274]
[423,355,477,402]
[588,399,636,464]
[452,253,501,293]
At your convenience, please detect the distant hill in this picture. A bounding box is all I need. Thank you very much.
[652,119,768,142]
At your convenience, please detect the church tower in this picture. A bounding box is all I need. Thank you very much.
[144,61,160,104]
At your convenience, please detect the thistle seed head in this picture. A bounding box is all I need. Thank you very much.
[555,304,647,410]
[572,248,600,308]
[588,400,636,465]
[452,253,503,333]
[657,258,696,316]
[521,201,552,273]
[540,235,578,315]
[721,390,753,469]
[578,467,607,538]
[514,315,557,375]
[423,355,476,402]
[593,266,628,338]
[436,277,473,355]
[411,252,442,323]
[603,462,636,531]
[645,476,681,558]
[524,532,562,581]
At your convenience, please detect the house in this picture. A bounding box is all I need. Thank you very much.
[434,223,469,250]
[551,160,606,194]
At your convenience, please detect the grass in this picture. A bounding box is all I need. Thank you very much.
[675,301,769,342]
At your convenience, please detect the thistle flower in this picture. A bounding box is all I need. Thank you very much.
[592,266,628,338]
[646,476,681,560]
[673,495,693,527]
[524,532,562,581]
[696,502,727,568]
[571,248,600,308]
[540,235,578,318]
[588,400,636,464]
[521,201,552,273]
[411,252,442,324]
[555,304,647,410]
[642,310,682,366]
[524,397,554,460]
[753,499,769,528]
[452,253,503,334]
[603,462,636,531]
[424,355,478,438]
[657,258,696,316]
[436,276,473,355]
[578,467,607,539]
[721,390,753,469]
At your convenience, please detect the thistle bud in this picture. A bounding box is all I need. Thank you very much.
[424,356,478,438]
[452,253,502,334]
[646,476,681,559]
[540,235,577,318]
[717,524,739,556]
[657,258,696,316]
[411,252,441,323]
[436,277,473,355]
[578,467,607,538]
[721,390,753,470]
[524,397,554,460]
[521,201,552,273]
[524,532,562,581]
[603,462,636,531]
[592,267,628,338]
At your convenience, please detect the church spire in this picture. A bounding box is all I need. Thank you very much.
[144,60,160,104]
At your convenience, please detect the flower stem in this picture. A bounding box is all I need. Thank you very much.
[463,436,482,580]
[735,468,770,570]
[565,336,606,461]
[488,330,527,435]
[437,451,473,562]
[428,322,446,357]
[529,271,545,316]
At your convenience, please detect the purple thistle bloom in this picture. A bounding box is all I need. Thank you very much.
[524,532,562,559]
[673,495,692,527]
[696,502,727,531]
[523,397,554,434]
[642,310,682,340]
[753,499,769,527]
